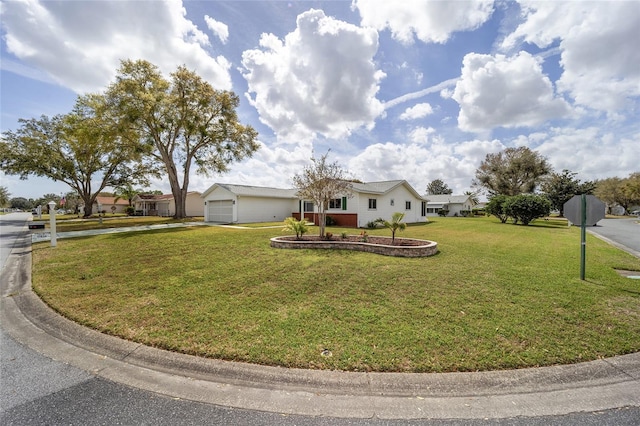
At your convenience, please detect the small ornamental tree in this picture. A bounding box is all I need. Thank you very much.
[504,194,551,225]
[292,151,352,238]
[485,195,510,223]
[376,212,407,243]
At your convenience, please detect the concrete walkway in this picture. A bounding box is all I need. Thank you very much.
[2,218,639,420]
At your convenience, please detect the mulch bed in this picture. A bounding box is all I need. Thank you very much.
[279,235,428,246]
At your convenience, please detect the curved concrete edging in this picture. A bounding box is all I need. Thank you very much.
[270,236,438,257]
[2,218,639,419]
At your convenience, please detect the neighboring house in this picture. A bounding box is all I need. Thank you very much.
[201,180,429,227]
[132,192,202,217]
[82,196,129,215]
[423,194,475,217]
[201,183,298,223]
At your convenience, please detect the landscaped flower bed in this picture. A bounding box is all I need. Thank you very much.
[270,235,438,257]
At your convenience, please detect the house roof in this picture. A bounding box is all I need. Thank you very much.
[202,180,425,200]
[94,196,129,206]
[201,183,297,199]
[134,192,201,202]
[423,194,472,204]
[352,180,425,200]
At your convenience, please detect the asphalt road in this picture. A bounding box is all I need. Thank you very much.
[1,212,639,425]
[588,217,640,257]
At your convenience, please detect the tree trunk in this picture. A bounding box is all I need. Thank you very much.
[173,188,186,219]
[81,194,93,217]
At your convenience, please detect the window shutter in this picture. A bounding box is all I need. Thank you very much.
[342,197,347,210]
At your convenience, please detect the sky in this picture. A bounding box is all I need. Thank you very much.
[1,0,639,201]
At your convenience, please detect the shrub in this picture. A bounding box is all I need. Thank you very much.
[341,232,348,239]
[504,194,551,225]
[283,217,309,240]
[125,206,135,216]
[366,220,381,229]
[438,209,449,217]
[485,195,510,223]
[325,215,336,226]
[324,232,333,240]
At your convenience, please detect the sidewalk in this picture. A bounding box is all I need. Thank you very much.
[30,221,211,243]
[3,222,639,420]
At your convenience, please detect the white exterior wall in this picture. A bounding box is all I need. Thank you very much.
[203,186,297,223]
[355,185,426,227]
[203,187,238,222]
[442,201,473,216]
[236,196,298,223]
[324,194,359,215]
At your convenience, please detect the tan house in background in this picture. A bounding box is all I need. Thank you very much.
[133,192,202,217]
[91,196,129,214]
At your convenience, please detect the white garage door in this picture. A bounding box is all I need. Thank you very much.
[207,200,233,223]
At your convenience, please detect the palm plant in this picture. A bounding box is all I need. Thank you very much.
[376,212,406,243]
[283,217,309,240]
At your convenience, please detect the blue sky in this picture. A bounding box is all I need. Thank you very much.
[1,0,639,200]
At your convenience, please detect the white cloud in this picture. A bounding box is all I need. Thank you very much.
[503,1,640,113]
[451,51,571,132]
[532,127,640,180]
[204,15,229,44]
[353,0,495,44]
[399,103,433,120]
[348,131,503,194]
[241,9,385,143]
[1,0,232,93]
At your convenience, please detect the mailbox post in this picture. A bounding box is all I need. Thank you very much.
[48,201,57,248]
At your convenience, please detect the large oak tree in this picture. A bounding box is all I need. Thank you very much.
[0,94,149,217]
[105,60,259,218]
[473,146,551,197]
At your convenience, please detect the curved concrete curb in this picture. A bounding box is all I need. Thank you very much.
[270,235,438,257]
[2,223,639,419]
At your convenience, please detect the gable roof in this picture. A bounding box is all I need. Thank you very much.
[202,183,297,199]
[94,196,129,206]
[352,180,425,200]
[202,180,426,200]
[423,194,472,204]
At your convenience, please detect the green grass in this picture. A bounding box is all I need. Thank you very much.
[32,216,640,373]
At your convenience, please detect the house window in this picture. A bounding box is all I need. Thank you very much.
[303,201,314,212]
[368,198,377,210]
[405,201,411,210]
[329,198,342,209]
[390,199,394,206]
[421,201,426,216]
[427,207,439,214]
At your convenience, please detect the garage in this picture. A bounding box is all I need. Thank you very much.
[207,200,233,223]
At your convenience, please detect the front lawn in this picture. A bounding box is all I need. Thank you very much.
[32,216,640,372]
